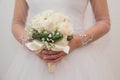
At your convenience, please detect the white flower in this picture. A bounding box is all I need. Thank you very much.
[56,32,59,35]
[41,10,54,18]
[58,22,74,36]
[48,34,52,38]
[47,38,50,41]
[26,10,74,49]
[45,22,56,32]
[52,40,54,43]
[42,38,45,41]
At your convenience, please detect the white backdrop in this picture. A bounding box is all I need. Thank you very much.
[0,0,120,80]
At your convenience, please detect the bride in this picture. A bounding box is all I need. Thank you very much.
[3,0,110,80]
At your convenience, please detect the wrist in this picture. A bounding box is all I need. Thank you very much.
[68,34,82,52]
[79,33,93,46]
[74,34,83,47]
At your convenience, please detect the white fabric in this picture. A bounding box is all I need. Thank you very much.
[2,0,115,80]
[26,0,89,34]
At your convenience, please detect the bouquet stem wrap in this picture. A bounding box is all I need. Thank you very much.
[48,63,56,72]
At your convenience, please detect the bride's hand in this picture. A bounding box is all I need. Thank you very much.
[36,34,82,63]
[37,49,67,63]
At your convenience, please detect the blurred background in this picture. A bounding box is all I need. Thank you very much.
[0,0,120,80]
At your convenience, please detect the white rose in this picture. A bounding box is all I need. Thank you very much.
[58,22,74,36]
[41,10,55,19]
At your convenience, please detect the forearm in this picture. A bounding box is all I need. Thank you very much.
[11,0,29,44]
[70,19,111,52]
[84,19,110,44]
[12,23,27,44]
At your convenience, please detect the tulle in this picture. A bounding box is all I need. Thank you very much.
[2,43,115,80]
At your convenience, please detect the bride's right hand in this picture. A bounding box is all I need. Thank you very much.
[36,49,57,63]
[36,49,66,63]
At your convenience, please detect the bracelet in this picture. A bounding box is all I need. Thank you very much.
[19,36,29,46]
[79,33,93,46]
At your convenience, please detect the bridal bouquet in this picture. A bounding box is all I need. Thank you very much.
[25,10,74,72]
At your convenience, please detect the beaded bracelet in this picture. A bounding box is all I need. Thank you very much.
[19,36,29,46]
[79,33,93,46]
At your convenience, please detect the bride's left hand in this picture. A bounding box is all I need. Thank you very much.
[41,50,67,63]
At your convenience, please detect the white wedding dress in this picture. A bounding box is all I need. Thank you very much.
[2,0,115,80]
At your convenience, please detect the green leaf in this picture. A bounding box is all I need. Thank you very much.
[52,34,63,42]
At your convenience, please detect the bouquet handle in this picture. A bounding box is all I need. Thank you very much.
[48,63,56,72]
[35,48,56,72]
[36,51,56,72]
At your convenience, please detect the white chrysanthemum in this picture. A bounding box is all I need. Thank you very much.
[51,13,70,26]
[26,10,74,37]
[58,22,74,36]
[41,10,54,18]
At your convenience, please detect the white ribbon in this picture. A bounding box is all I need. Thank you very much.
[25,40,70,72]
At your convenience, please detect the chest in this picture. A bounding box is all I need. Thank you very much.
[26,0,89,11]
